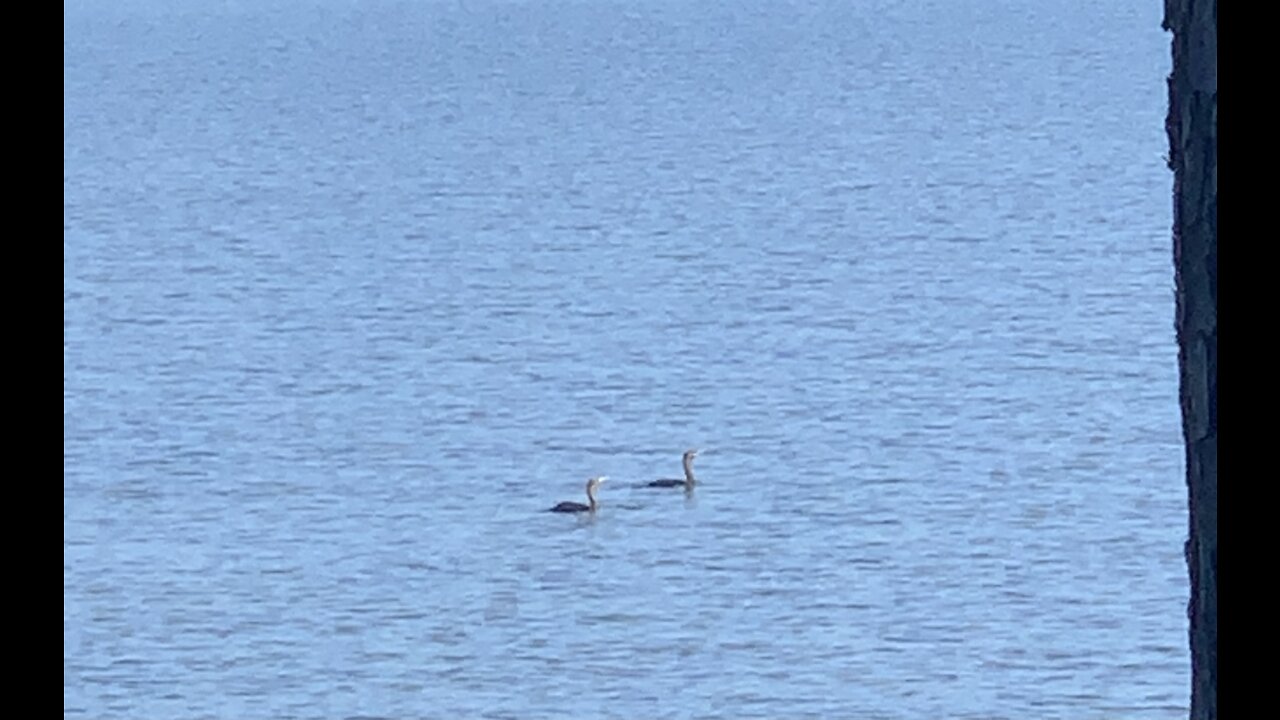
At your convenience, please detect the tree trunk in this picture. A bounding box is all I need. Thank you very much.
[1162,1,1216,718]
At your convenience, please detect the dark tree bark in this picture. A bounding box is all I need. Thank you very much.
[1162,1,1216,718]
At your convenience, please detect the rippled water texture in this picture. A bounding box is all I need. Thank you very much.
[65,1,1185,717]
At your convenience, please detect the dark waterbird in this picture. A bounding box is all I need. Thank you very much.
[646,449,700,490]
[549,476,607,513]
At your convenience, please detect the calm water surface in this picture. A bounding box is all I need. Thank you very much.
[65,1,1186,717]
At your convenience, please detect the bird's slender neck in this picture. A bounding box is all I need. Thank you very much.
[587,483,598,511]
[683,455,696,484]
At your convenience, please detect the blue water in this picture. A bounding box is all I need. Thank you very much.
[64,1,1186,717]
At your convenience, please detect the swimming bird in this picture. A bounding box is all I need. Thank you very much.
[646,449,699,489]
[549,476,607,513]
